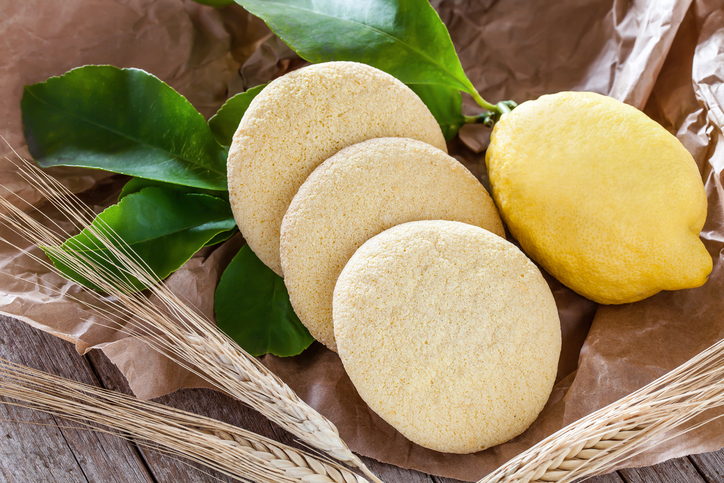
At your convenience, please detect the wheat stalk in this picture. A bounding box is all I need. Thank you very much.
[0,357,367,483]
[0,153,384,483]
[13,153,724,483]
[480,336,724,482]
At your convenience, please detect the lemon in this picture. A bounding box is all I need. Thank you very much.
[485,91,712,304]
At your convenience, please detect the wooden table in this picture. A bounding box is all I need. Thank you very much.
[2,314,723,483]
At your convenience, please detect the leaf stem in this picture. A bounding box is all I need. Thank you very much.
[470,90,498,112]
[496,100,514,114]
[464,100,518,127]
[464,114,489,124]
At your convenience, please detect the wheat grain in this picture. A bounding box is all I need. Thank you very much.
[480,337,724,482]
[0,153,384,483]
[0,358,367,483]
[16,151,724,483]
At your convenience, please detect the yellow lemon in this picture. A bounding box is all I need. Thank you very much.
[485,91,712,304]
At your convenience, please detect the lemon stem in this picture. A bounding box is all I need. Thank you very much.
[464,113,491,124]
[496,101,513,114]
[471,90,498,112]
[464,99,518,127]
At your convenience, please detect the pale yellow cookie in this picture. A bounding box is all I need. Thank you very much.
[228,61,446,275]
[333,220,561,454]
[280,137,504,351]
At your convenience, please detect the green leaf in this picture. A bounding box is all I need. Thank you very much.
[235,0,477,95]
[208,84,267,148]
[22,65,228,190]
[119,177,228,202]
[118,178,237,247]
[192,0,235,6]
[408,83,465,141]
[215,245,314,356]
[119,179,236,246]
[204,228,238,247]
[44,187,236,292]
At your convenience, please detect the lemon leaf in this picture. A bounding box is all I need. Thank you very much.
[215,245,314,357]
[43,187,236,293]
[22,66,228,190]
[408,84,465,141]
[208,84,267,148]
[235,0,478,95]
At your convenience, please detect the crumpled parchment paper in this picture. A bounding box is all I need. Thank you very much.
[1,0,723,480]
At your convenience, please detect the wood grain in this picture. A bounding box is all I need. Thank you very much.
[1,314,722,483]
[619,458,706,483]
[690,451,724,482]
[87,349,285,483]
[0,315,153,483]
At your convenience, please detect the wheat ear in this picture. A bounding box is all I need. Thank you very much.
[480,336,724,483]
[0,357,367,483]
[0,154,384,483]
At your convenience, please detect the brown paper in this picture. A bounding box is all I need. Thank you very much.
[1,0,724,481]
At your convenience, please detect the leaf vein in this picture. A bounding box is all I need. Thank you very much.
[248,1,470,92]
[25,88,226,177]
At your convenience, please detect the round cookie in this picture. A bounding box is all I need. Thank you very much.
[228,61,447,276]
[280,137,505,351]
[333,220,561,454]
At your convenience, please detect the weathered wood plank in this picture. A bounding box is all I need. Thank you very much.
[434,475,465,483]
[87,348,428,483]
[689,450,724,482]
[6,314,724,483]
[0,398,89,483]
[432,467,626,483]
[361,457,434,483]
[619,457,706,482]
[87,346,242,483]
[580,472,627,483]
[0,315,153,483]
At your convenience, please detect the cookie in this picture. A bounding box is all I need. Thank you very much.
[227,61,447,275]
[280,137,505,351]
[333,220,561,454]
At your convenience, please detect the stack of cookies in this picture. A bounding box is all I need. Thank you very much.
[227,61,562,454]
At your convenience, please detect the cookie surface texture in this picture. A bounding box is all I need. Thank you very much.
[280,137,504,351]
[228,61,447,275]
[333,220,561,454]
